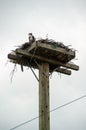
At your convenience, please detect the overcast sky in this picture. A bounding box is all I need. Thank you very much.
[0,0,86,130]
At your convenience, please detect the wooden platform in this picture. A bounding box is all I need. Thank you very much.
[28,41,75,63]
[8,41,79,75]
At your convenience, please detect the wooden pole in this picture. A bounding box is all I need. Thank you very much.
[39,63,50,130]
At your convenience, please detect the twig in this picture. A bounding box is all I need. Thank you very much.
[10,64,17,83]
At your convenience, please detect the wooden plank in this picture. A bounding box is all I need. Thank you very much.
[39,63,50,130]
[27,41,37,52]
[8,53,72,75]
[36,42,75,57]
[16,49,79,71]
[55,67,71,75]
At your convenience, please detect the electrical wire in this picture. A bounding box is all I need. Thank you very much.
[50,94,86,113]
[10,116,39,130]
[10,94,86,130]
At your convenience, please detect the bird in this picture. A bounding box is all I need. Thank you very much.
[28,33,35,44]
[20,33,35,49]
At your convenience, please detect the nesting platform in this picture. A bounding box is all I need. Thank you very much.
[8,40,79,75]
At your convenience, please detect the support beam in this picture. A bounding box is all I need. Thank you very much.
[16,49,79,70]
[55,67,71,75]
[8,53,72,75]
[39,63,50,130]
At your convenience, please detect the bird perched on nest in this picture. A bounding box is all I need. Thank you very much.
[28,33,35,44]
[21,33,35,49]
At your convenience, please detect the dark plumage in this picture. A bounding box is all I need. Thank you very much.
[21,33,35,49]
[28,33,35,43]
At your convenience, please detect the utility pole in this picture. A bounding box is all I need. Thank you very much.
[39,63,50,130]
[8,39,79,130]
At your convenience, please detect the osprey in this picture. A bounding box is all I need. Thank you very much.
[28,33,35,43]
[21,33,35,49]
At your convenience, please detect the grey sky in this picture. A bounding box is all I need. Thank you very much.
[0,0,86,130]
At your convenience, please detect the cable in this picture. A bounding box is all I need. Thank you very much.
[50,94,86,113]
[10,94,86,130]
[30,66,39,82]
[10,116,39,130]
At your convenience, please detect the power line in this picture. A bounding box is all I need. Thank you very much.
[10,116,39,130]
[50,94,86,113]
[10,94,86,130]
